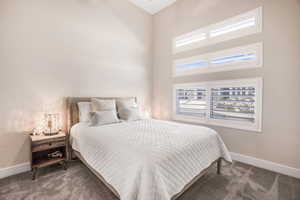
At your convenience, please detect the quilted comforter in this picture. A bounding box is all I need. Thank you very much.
[70,119,232,200]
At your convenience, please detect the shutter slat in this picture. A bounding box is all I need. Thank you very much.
[210,86,256,123]
[176,88,207,117]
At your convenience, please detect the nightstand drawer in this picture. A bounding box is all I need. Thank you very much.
[32,141,66,152]
[33,136,66,145]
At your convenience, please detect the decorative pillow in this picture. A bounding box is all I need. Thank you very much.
[78,102,92,123]
[116,98,137,110]
[91,98,116,112]
[89,111,120,126]
[118,107,143,121]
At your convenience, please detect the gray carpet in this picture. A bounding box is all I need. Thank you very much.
[0,161,299,200]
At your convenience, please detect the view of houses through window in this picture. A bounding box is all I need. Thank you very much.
[210,87,256,122]
[176,88,207,118]
[174,78,262,131]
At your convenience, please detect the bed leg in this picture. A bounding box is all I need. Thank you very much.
[217,158,222,175]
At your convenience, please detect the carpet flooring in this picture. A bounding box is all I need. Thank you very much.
[0,160,299,200]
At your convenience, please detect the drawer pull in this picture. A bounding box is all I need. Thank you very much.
[49,143,52,146]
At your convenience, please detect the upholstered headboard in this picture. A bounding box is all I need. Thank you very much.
[66,97,137,134]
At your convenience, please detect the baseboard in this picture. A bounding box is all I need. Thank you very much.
[0,162,31,179]
[231,152,300,179]
[1,154,299,180]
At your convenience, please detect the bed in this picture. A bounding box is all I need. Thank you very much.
[66,97,232,200]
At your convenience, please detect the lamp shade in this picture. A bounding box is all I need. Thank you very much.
[43,113,60,135]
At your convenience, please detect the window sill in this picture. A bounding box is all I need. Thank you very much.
[173,114,262,132]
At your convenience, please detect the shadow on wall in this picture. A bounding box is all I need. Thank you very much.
[76,0,151,47]
[2,97,65,134]
[0,132,31,168]
[0,96,68,168]
[103,0,151,45]
[176,0,220,15]
[15,132,31,165]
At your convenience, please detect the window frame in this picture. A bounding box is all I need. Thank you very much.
[173,43,263,76]
[173,78,263,132]
[173,7,262,54]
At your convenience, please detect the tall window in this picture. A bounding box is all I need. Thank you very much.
[173,7,262,53]
[173,43,262,76]
[173,78,263,132]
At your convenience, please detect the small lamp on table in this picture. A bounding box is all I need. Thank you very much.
[43,113,61,136]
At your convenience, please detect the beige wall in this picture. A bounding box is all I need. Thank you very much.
[153,0,300,168]
[0,0,152,168]
[1,0,300,171]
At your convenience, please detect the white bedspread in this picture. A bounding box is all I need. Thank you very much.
[70,119,232,200]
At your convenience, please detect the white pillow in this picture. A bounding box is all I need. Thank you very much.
[78,102,92,123]
[116,98,137,110]
[89,111,120,126]
[91,98,116,111]
[118,107,143,121]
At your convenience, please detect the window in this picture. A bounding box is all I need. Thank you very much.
[176,87,207,118]
[173,43,262,76]
[210,87,256,123]
[210,17,256,38]
[173,7,262,53]
[175,32,207,48]
[173,78,263,132]
[175,60,209,71]
[209,15,257,39]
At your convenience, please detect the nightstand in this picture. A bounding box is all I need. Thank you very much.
[30,132,67,180]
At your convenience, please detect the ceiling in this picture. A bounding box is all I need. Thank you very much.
[128,0,177,15]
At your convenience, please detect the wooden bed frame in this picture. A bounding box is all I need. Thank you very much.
[66,97,223,200]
